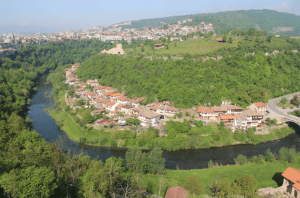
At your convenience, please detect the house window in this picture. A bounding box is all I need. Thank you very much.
[294,190,298,197]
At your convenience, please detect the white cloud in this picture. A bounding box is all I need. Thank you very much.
[266,2,292,13]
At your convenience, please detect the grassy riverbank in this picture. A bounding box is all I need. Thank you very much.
[142,159,300,196]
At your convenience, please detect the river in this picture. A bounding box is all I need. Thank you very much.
[27,83,300,170]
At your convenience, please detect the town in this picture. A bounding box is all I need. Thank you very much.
[0,19,215,57]
[65,62,269,133]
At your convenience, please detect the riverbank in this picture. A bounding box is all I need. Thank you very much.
[142,158,300,196]
[47,89,296,152]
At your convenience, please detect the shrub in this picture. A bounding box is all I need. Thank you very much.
[79,137,87,144]
[99,137,107,145]
[185,111,190,116]
[110,139,118,147]
[234,154,248,165]
[235,175,258,197]
[264,148,276,162]
[183,175,204,195]
[208,159,214,168]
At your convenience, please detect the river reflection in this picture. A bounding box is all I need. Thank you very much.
[27,83,300,170]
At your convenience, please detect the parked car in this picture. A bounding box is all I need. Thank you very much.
[282,107,286,109]
[266,110,270,113]
[104,125,108,128]
[290,107,294,109]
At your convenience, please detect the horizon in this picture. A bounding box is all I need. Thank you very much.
[1,0,300,34]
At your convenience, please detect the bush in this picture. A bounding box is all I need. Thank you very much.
[234,154,248,165]
[208,159,214,168]
[110,139,118,147]
[99,137,107,145]
[183,175,204,195]
[235,175,258,197]
[185,111,190,116]
[264,148,276,162]
[79,137,87,144]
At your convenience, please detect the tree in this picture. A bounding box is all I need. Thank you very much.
[148,147,165,174]
[235,175,258,197]
[228,37,233,43]
[78,160,109,198]
[291,95,300,106]
[223,35,227,42]
[280,97,288,105]
[183,175,204,195]
[0,166,58,198]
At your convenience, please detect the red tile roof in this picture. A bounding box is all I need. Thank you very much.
[106,102,116,107]
[118,96,129,101]
[136,97,145,101]
[225,105,243,110]
[166,106,179,112]
[219,114,234,120]
[165,186,188,198]
[105,86,113,90]
[255,102,267,108]
[139,109,160,119]
[88,92,97,96]
[72,63,80,67]
[115,104,124,110]
[212,106,227,112]
[197,106,215,113]
[150,104,160,111]
[282,167,300,191]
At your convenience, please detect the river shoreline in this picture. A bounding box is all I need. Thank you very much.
[28,82,300,170]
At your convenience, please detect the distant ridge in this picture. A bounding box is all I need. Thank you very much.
[121,9,300,36]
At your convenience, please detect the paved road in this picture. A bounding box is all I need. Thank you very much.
[267,92,300,124]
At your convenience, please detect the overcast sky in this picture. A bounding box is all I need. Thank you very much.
[0,0,299,33]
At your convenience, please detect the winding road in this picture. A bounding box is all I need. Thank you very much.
[267,92,300,124]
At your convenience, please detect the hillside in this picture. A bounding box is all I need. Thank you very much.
[121,9,300,36]
[77,36,300,108]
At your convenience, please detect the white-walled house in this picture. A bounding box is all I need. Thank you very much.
[138,109,160,128]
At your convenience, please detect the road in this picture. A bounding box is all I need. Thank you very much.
[267,92,300,124]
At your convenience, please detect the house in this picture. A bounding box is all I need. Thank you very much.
[91,108,104,116]
[121,105,134,115]
[165,106,180,118]
[115,103,124,111]
[219,114,235,127]
[234,113,247,130]
[138,109,160,128]
[105,102,118,112]
[225,105,243,114]
[88,92,97,99]
[110,110,118,117]
[86,79,98,87]
[165,186,188,198]
[245,110,263,128]
[281,167,300,198]
[211,106,227,115]
[79,83,87,88]
[129,99,140,107]
[72,63,80,70]
[93,85,106,92]
[197,106,217,120]
[132,106,144,115]
[150,104,160,113]
[215,38,223,42]
[117,96,130,105]
[248,102,268,115]
[110,93,122,101]
[96,119,112,126]
[136,97,145,102]
[74,88,85,95]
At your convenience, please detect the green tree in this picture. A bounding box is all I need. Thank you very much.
[228,37,233,43]
[291,95,300,105]
[280,97,288,105]
[235,175,258,197]
[223,35,227,42]
[148,147,165,174]
[183,175,204,195]
[0,166,58,198]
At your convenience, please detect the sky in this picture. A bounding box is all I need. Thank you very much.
[0,0,300,34]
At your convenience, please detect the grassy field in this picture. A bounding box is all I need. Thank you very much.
[142,160,300,197]
[126,37,239,56]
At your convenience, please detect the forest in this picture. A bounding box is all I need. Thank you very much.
[77,36,300,108]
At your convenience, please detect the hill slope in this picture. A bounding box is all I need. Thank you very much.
[121,10,300,36]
